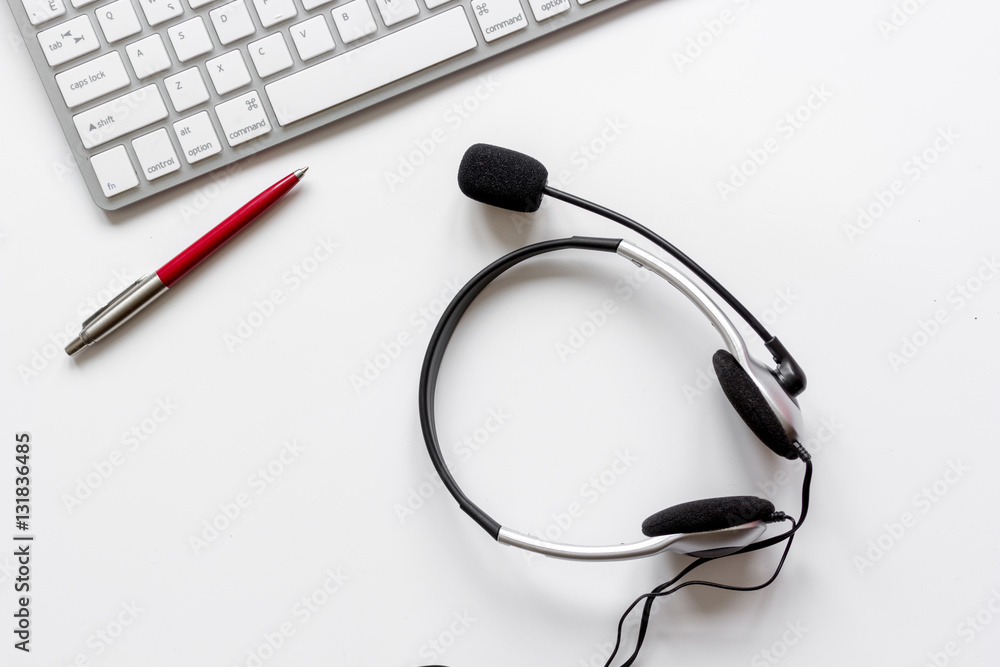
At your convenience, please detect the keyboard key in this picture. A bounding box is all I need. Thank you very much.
[526,0,569,21]
[188,0,214,7]
[37,15,99,66]
[21,0,65,26]
[96,0,142,43]
[165,66,210,112]
[331,0,376,44]
[90,145,139,197]
[250,0,297,28]
[132,128,180,180]
[248,33,293,78]
[206,50,251,95]
[173,111,222,163]
[373,0,418,27]
[472,0,527,42]
[210,0,256,45]
[266,7,476,126]
[290,16,334,61]
[73,84,168,149]
[215,91,271,146]
[424,0,453,8]
[70,0,99,6]
[301,0,333,9]
[168,17,213,62]
[55,51,130,108]
[136,0,183,26]
[125,34,172,78]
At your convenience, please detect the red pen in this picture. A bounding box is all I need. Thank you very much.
[65,167,307,357]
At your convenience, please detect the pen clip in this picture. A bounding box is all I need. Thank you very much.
[81,273,151,328]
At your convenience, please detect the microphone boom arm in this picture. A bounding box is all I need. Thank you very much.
[542,185,807,396]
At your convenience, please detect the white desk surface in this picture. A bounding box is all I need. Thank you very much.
[2,0,999,665]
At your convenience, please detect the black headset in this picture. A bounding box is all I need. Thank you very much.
[418,144,814,666]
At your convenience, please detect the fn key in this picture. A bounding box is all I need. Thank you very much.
[90,145,139,197]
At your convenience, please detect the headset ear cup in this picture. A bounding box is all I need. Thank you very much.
[641,496,775,537]
[713,350,798,460]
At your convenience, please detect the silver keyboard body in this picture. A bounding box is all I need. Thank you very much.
[7,0,634,209]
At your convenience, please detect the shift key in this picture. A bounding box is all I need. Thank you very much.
[73,84,168,149]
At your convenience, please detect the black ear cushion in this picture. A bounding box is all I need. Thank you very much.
[713,350,797,460]
[641,496,775,537]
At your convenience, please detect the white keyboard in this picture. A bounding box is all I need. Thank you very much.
[7,0,632,209]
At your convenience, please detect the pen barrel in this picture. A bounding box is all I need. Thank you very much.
[156,172,300,287]
[75,273,168,349]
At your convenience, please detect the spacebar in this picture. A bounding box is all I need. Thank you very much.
[265,7,478,126]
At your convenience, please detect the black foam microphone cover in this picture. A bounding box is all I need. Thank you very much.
[642,496,775,537]
[457,143,548,212]
[713,350,798,460]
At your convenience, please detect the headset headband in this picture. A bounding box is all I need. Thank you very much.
[418,236,774,561]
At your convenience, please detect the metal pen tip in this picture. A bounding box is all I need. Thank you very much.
[294,167,309,179]
[65,335,87,357]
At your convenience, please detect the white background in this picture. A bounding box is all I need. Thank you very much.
[2,0,1000,665]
